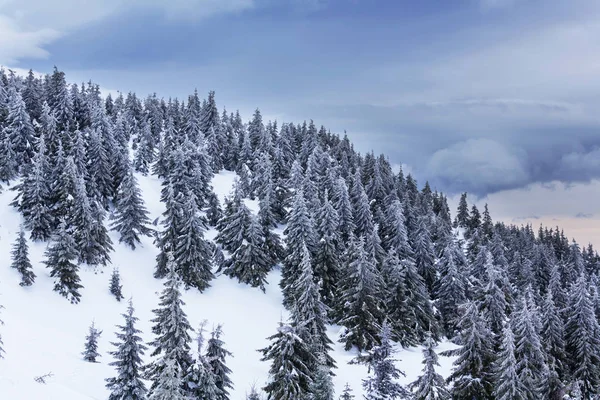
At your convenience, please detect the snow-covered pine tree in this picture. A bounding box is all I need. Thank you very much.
[44,219,83,304]
[290,245,336,370]
[215,182,251,254]
[260,321,314,400]
[106,300,148,400]
[146,254,193,394]
[408,332,450,400]
[362,321,410,400]
[313,192,340,308]
[205,325,233,400]
[110,268,124,301]
[246,386,262,400]
[541,290,566,399]
[412,215,436,294]
[186,323,220,400]
[10,227,36,286]
[339,384,355,400]
[444,300,495,399]
[454,193,469,228]
[149,358,187,400]
[222,215,271,291]
[4,86,35,167]
[492,324,524,400]
[565,272,600,397]
[310,361,335,400]
[12,133,53,241]
[337,236,384,352]
[434,241,468,337]
[111,164,153,249]
[281,189,317,308]
[174,191,214,292]
[154,182,184,279]
[82,321,102,362]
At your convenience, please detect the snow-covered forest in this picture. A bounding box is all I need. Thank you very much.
[0,67,598,400]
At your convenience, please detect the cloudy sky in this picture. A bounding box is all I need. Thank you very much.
[1,0,599,246]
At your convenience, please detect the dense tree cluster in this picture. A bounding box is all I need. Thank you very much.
[0,67,599,399]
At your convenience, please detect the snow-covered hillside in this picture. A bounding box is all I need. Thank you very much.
[0,170,456,399]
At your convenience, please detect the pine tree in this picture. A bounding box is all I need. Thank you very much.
[260,322,314,400]
[82,321,102,362]
[290,245,336,369]
[186,323,220,400]
[409,332,450,400]
[412,216,436,294]
[4,86,35,166]
[541,290,566,399]
[215,183,251,253]
[146,255,194,394]
[111,165,153,249]
[445,301,495,400]
[338,237,384,352]
[222,215,271,291]
[205,325,233,400]
[174,191,214,292]
[246,386,262,400]
[565,272,600,397]
[44,219,83,304]
[310,362,335,400]
[154,183,184,279]
[10,228,36,286]
[149,358,187,400]
[313,193,340,307]
[106,300,148,400]
[362,322,409,400]
[434,242,468,337]
[110,268,124,302]
[339,384,355,400]
[492,325,525,400]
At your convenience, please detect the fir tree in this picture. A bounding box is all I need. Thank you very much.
[174,191,214,292]
[338,237,384,352]
[313,193,340,307]
[310,362,335,400]
[444,301,495,400]
[339,384,355,400]
[492,325,525,400]
[111,165,153,249]
[4,86,35,166]
[106,300,148,400]
[10,228,36,286]
[260,322,314,400]
[44,219,83,304]
[110,268,124,301]
[149,358,187,400]
[205,325,233,400]
[82,321,102,362]
[362,322,410,400]
[409,332,450,400]
[565,272,600,397]
[186,323,220,400]
[146,255,194,394]
[434,241,468,337]
[541,290,566,399]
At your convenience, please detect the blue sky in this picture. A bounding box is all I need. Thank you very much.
[2,0,600,244]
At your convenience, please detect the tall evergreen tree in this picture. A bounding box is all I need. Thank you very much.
[149,358,187,400]
[362,322,409,400]
[106,300,148,400]
[44,219,83,304]
[4,86,35,166]
[409,332,450,400]
[111,165,153,249]
[146,255,194,394]
[186,323,220,400]
[492,325,525,400]
[10,228,36,286]
[260,322,314,400]
[205,325,233,400]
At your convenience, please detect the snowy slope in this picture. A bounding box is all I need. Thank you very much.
[0,170,456,399]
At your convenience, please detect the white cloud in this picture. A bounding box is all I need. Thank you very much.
[0,15,60,64]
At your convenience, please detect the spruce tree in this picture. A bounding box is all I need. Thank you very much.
[492,325,525,400]
[110,268,124,302]
[313,193,340,307]
[445,301,495,399]
[111,165,153,249]
[215,183,251,253]
[434,242,468,337]
[154,183,184,279]
[106,300,148,400]
[82,321,102,362]
[362,322,409,400]
[409,332,450,400]
[310,362,335,400]
[146,254,194,394]
[205,325,233,400]
[338,236,384,352]
[44,219,83,304]
[186,323,220,400]
[339,384,355,400]
[260,322,314,400]
[174,191,214,292]
[565,272,600,397]
[10,228,36,286]
[4,86,35,167]
[222,215,271,291]
[149,358,187,400]
[541,290,566,399]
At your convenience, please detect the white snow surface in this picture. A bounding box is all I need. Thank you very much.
[0,170,457,399]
